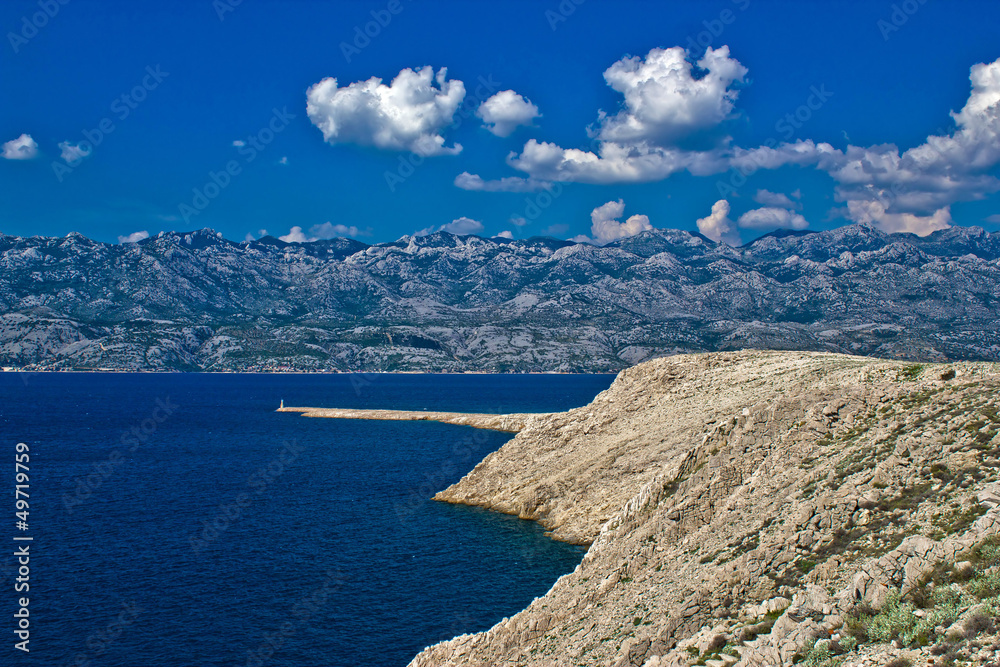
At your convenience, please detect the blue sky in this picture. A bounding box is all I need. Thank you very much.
[1,0,999,246]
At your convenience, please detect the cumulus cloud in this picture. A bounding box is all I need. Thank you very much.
[117,231,149,244]
[416,216,486,237]
[597,46,747,146]
[574,199,654,245]
[2,134,38,160]
[812,58,1000,220]
[494,230,514,239]
[737,207,808,231]
[845,200,951,236]
[454,172,551,192]
[730,58,1000,223]
[440,217,485,235]
[506,139,711,184]
[696,200,740,245]
[477,90,540,137]
[279,226,311,243]
[306,66,465,156]
[58,141,91,164]
[278,156,288,165]
[312,222,369,238]
[279,223,369,243]
[232,140,245,147]
[469,46,747,189]
[469,50,1000,229]
[244,228,268,242]
[510,216,528,227]
[753,189,801,209]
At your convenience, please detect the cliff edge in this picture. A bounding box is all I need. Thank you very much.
[410,350,1000,666]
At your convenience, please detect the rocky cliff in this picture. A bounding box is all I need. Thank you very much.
[410,350,1000,666]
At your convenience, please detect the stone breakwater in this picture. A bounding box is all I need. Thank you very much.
[276,406,536,433]
[402,350,1000,667]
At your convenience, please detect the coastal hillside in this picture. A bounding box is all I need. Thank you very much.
[410,351,1000,666]
[2,225,1000,372]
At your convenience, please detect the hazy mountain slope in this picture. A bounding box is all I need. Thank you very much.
[1,225,999,371]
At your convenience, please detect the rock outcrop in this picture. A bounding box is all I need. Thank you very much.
[408,350,1000,666]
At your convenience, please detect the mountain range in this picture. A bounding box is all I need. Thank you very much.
[2,223,999,372]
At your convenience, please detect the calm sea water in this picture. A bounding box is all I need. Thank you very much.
[0,372,614,667]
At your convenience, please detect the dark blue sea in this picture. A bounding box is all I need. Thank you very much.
[0,372,614,667]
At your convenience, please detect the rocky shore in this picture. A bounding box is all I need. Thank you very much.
[407,350,1000,667]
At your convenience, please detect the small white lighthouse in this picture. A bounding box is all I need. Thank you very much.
[279,399,284,409]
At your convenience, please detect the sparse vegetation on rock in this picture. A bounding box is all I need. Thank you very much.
[407,351,1000,666]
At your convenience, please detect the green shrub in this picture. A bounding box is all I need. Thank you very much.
[968,570,1000,598]
[863,593,916,643]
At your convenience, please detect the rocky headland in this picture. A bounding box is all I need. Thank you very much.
[406,350,1000,667]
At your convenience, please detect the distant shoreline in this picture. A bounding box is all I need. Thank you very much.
[0,368,617,376]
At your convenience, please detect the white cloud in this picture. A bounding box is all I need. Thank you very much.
[454,171,551,192]
[506,139,708,184]
[753,189,801,209]
[232,140,245,147]
[467,50,1000,228]
[440,217,485,235]
[244,228,268,242]
[845,200,951,236]
[117,230,150,244]
[2,134,38,160]
[510,216,528,227]
[311,222,368,238]
[477,90,540,137]
[415,217,486,237]
[280,226,310,243]
[597,46,747,146]
[279,223,369,243]
[696,200,740,245]
[58,141,91,164]
[731,58,1000,222]
[737,207,809,231]
[494,230,514,239]
[499,45,747,185]
[306,66,465,156]
[576,199,654,245]
[278,156,288,165]
[986,214,1000,224]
